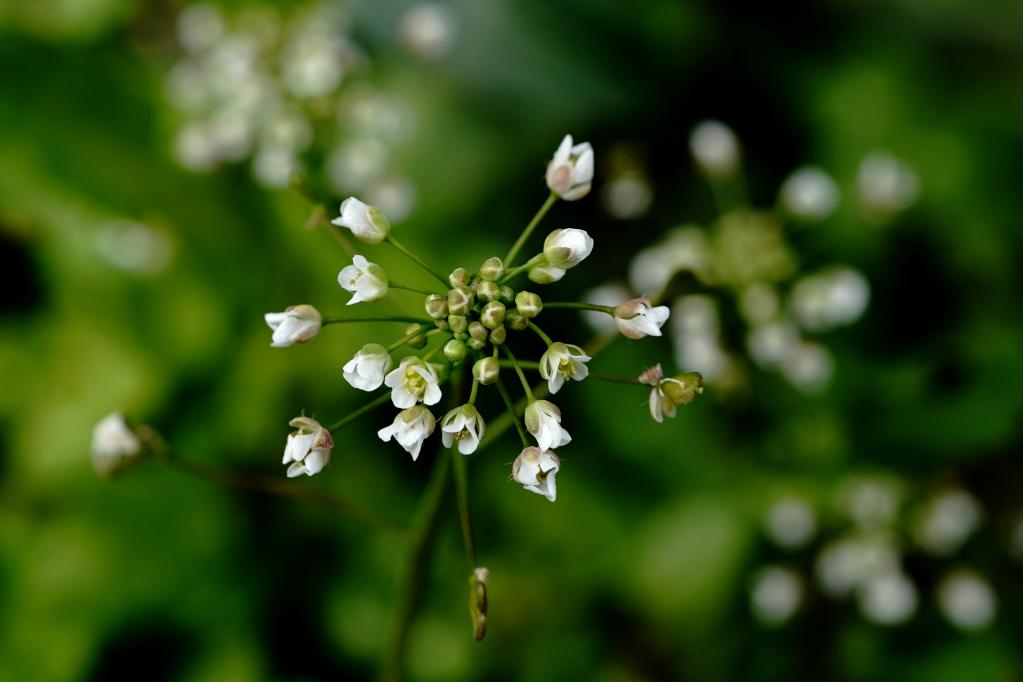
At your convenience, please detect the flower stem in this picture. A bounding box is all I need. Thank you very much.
[451,428,477,570]
[543,301,616,315]
[468,376,480,406]
[504,191,557,267]
[387,324,432,352]
[327,392,393,431]
[502,345,534,402]
[323,315,429,326]
[385,234,449,286]
[494,376,530,447]
[391,282,437,296]
[495,360,641,385]
[525,320,554,346]
[499,254,544,284]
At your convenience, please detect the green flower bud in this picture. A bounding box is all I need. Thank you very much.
[435,318,450,331]
[447,285,475,316]
[515,291,542,318]
[528,261,564,284]
[488,324,507,345]
[481,301,506,329]
[467,337,486,351]
[499,285,515,303]
[479,256,505,282]
[468,321,488,342]
[505,309,528,331]
[477,280,501,302]
[473,357,500,385]
[444,338,468,363]
[448,314,468,334]
[405,323,428,349]
[425,294,448,319]
[449,267,470,288]
[662,372,704,406]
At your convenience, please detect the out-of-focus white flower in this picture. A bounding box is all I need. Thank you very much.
[343,343,393,391]
[441,404,485,455]
[581,283,631,332]
[613,297,670,339]
[265,304,322,347]
[512,447,560,501]
[764,496,817,550]
[543,228,593,270]
[524,400,572,451]
[779,341,833,393]
[283,416,333,478]
[539,342,591,394]
[628,227,710,294]
[252,145,299,188]
[91,412,142,477]
[780,166,840,221]
[332,197,391,244]
[378,406,435,460]
[739,284,781,326]
[857,151,919,216]
[602,175,652,220]
[747,321,801,368]
[281,32,345,98]
[399,3,459,60]
[177,3,225,53]
[545,135,594,201]
[327,138,389,192]
[175,123,219,171]
[816,534,900,598]
[790,267,871,332]
[689,120,740,177]
[857,571,918,625]
[750,565,803,626]
[366,176,416,223]
[671,295,734,385]
[261,108,313,151]
[837,476,902,529]
[913,489,982,557]
[338,255,389,305]
[94,220,174,275]
[384,357,443,408]
[937,570,997,631]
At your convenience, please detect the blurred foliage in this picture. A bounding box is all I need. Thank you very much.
[2,0,1023,680]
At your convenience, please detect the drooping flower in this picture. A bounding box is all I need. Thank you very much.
[283,416,333,478]
[384,356,443,408]
[524,400,572,451]
[342,343,393,391]
[331,196,391,244]
[338,255,389,305]
[264,304,322,347]
[378,405,436,460]
[545,135,594,201]
[441,404,486,455]
[512,446,561,501]
[539,342,591,394]
[613,297,670,339]
[543,228,593,270]
[91,412,142,477]
[648,372,704,423]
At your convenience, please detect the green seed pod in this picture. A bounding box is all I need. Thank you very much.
[505,309,527,331]
[468,321,488,342]
[447,285,475,316]
[448,314,468,334]
[477,280,501,303]
[449,267,470,288]
[443,338,468,362]
[404,323,427,349]
[488,324,507,345]
[479,256,505,282]
[481,301,506,329]
[662,372,705,406]
[473,357,500,385]
[425,294,448,320]
[515,291,542,318]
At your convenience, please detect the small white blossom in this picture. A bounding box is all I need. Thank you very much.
[384,356,443,408]
[282,417,333,478]
[399,3,459,60]
[331,196,391,244]
[857,150,919,216]
[790,266,871,332]
[91,412,142,477]
[750,566,803,626]
[764,496,817,550]
[689,120,740,177]
[913,489,982,557]
[264,304,322,347]
[512,446,561,501]
[441,404,486,455]
[545,134,594,201]
[582,283,631,332]
[378,406,436,460]
[937,570,997,631]
[338,255,389,305]
[815,534,899,598]
[524,400,572,451]
[543,228,593,270]
[343,343,393,391]
[613,297,670,339]
[539,342,591,394]
[857,571,918,626]
[780,166,840,221]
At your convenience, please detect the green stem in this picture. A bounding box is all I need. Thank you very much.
[495,360,642,385]
[525,320,554,347]
[386,234,449,286]
[391,282,437,296]
[505,192,557,267]
[543,301,616,315]
[494,377,530,447]
[502,345,534,402]
[499,254,545,284]
[327,392,393,431]
[323,316,428,326]
[468,377,480,406]
[387,324,432,352]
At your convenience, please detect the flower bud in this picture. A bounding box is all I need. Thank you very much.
[447,285,475,316]
[468,321,488,342]
[505,309,528,331]
[449,267,470,288]
[448,314,468,334]
[515,291,542,318]
[481,301,505,329]
[331,197,391,244]
[477,280,501,302]
[473,357,500,385]
[444,338,468,362]
[545,134,594,201]
[338,255,388,305]
[467,337,486,350]
[405,323,428,349]
[91,412,145,477]
[283,416,333,477]
[488,324,507,345]
[469,566,489,641]
[425,293,448,319]
[499,285,515,303]
[528,262,565,284]
[479,256,505,282]
[543,228,593,270]
[434,318,450,331]
[613,297,670,339]
[264,304,322,347]
[662,372,704,405]
[512,446,560,501]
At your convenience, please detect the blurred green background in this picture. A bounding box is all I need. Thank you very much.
[2,0,1023,680]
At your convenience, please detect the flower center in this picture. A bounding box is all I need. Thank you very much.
[403,368,427,398]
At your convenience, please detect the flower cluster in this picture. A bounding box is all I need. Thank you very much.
[263,135,696,499]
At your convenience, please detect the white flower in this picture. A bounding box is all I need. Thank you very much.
[856,151,919,216]
[647,372,703,423]
[384,356,443,408]
[582,283,631,332]
[441,404,486,455]
[282,416,333,478]
[545,134,594,201]
[524,400,572,451]
[764,496,817,550]
[780,166,839,221]
[264,304,322,347]
[338,255,389,305]
[378,406,436,460]
[912,489,982,557]
[750,566,803,626]
[331,196,391,244]
[538,342,591,394]
[343,343,393,391]
[613,297,670,339]
[512,446,561,501]
[937,570,997,631]
[648,383,676,423]
[91,412,142,477]
[790,267,871,333]
[689,120,740,177]
[543,228,593,270]
[857,570,918,626]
